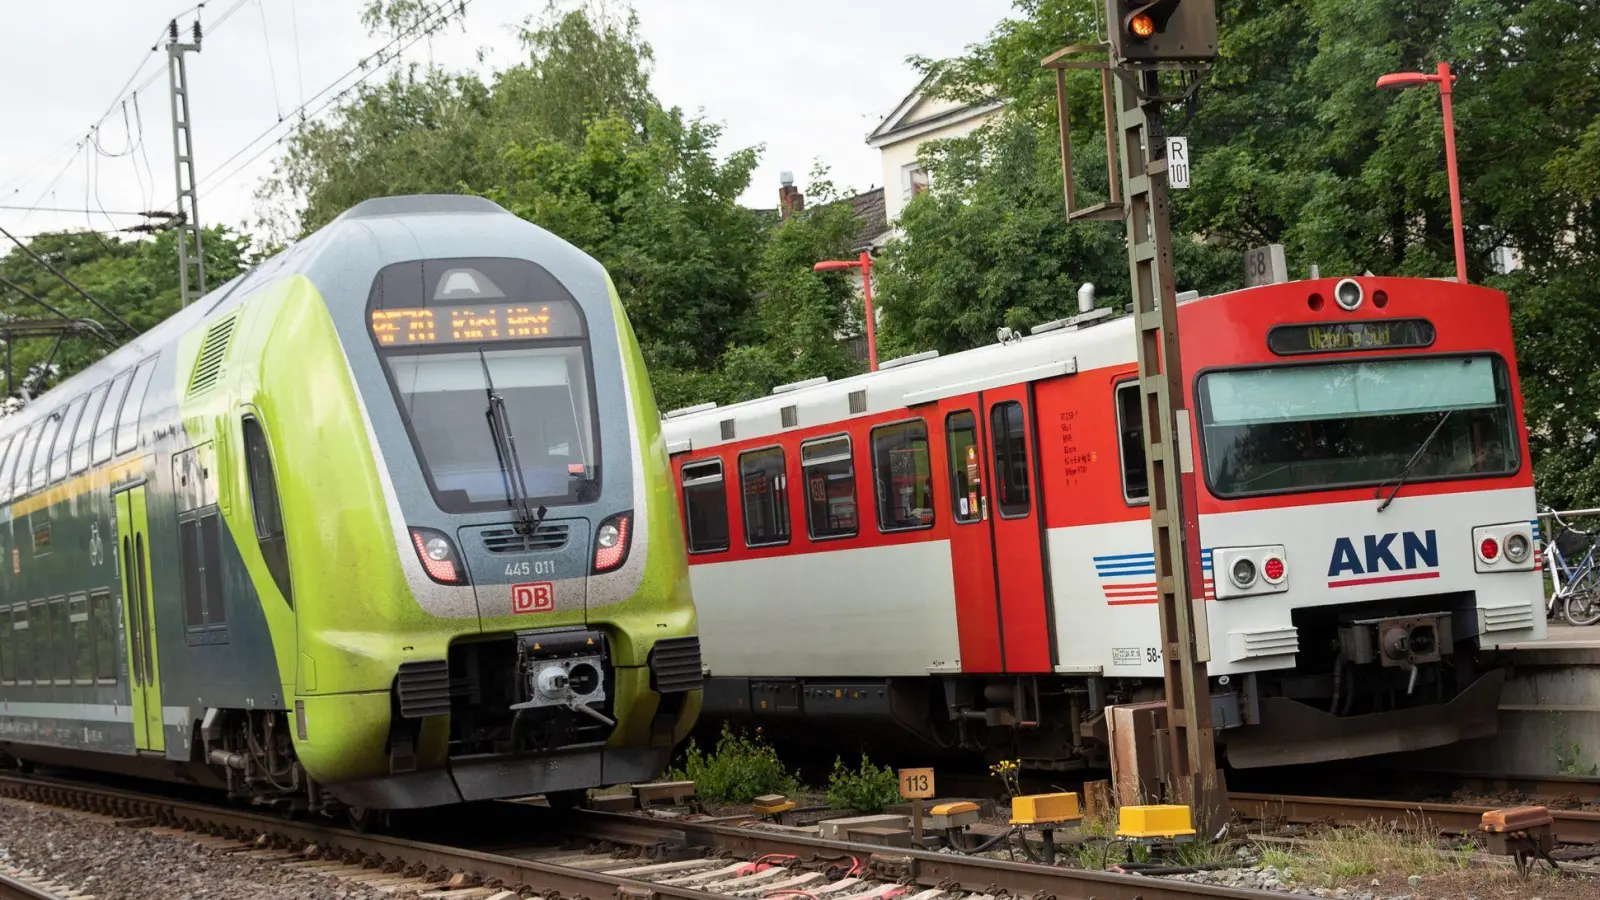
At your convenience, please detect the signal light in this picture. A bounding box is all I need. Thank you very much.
[593,511,633,573]
[1263,556,1286,583]
[1109,0,1218,64]
[410,527,467,585]
[1130,12,1156,38]
[1479,536,1500,562]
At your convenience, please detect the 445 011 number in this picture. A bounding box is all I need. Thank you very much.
[504,560,556,577]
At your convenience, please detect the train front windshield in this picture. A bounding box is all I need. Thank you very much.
[1197,355,1518,498]
[367,259,600,514]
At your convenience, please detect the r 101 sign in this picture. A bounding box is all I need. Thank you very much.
[1167,137,1190,189]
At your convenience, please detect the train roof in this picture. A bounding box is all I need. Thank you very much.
[660,300,1167,456]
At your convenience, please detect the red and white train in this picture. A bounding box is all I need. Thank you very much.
[662,276,1543,769]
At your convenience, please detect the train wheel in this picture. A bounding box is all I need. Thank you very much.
[542,790,587,812]
[347,806,389,833]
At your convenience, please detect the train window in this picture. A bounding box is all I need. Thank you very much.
[68,594,91,683]
[739,447,790,547]
[48,597,69,683]
[28,601,47,684]
[680,460,729,553]
[872,420,935,532]
[1,425,30,503]
[801,435,857,540]
[181,512,229,631]
[1116,382,1149,503]
[0,437,13,505]
[10,607,28,684]
[989,402,1031,518]
[115,357,157,456]
[28,409,63,494]
[201,515,227,624]
[90,590,117,682]
[0,607,11,683]
[92,370,132,465]
[71,383,109,474]
[243,417,293,606]
[946,412,983,524]
[50,395,88,484]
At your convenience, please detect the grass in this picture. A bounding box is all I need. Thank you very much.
[1281,818,1473,888]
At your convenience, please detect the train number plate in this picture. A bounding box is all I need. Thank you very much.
[512,581,555,614]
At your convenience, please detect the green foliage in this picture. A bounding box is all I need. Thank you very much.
[1549,716,1599,776]
[667,725,797,804]
[823,755,901,814]
[0,227,253,397]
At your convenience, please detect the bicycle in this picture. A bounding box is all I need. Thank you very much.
[1543,508,1600,626]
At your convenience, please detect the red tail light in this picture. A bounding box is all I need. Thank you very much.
[410,527,468,585]
[593,512,633,573]
[1479,536,1500,562]
[1263,557,1285,582]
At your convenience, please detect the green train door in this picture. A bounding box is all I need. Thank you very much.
[114,485,164,752]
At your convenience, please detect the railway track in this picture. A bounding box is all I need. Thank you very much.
[0,871,67,900]
[0,774,1285,900]
[1230,792,1600,845]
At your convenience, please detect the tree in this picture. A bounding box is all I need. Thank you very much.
[0,227,252,401]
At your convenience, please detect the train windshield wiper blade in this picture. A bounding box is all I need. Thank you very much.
[479,350,546,534]
[1375,409,1454,513]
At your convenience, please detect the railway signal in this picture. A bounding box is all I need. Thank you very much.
[1108,0,1218,64]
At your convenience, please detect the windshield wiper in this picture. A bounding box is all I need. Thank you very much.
[479,350,547,535]
[1375,409,1454,513]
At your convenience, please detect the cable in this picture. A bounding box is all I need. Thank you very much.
[0,225,137,335]
[255,0,284,120]
[0,277,120,349]
[0,204,148,217]
[289,0,306,108]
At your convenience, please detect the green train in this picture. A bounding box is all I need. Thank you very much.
[0,195,702,815]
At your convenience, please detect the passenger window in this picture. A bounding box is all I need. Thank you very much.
[872,420,935,531]
[680,460,730,553]
[0,607,10,683]
[739,447,790,547]
[1116,381,1149,503]
[29,410,63,493]
[946,412,983,523]
[51,395,87,483]
[1,426,28,503]
[181,512,230,630]
[90,590,118,682]
[115,358,157,455]
[72,384,109,473]
[93,370,132,464]
[801,435,857,540]
[9,607,26,683]
[243,418,293,605]
[990,401,1031,518]
[69,594,91,682]
[48,597,68,683]
[27,602,45,683]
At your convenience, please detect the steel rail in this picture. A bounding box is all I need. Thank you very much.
[0,774,1290,900]
[1230,792,1600,844]
[0,871,65,900]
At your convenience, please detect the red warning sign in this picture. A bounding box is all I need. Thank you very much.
[512,581,555,614]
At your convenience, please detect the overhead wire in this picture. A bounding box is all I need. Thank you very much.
[255,0,284,120]
[0,224,138,335]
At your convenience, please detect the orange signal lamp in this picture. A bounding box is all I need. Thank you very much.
[1130,12,1156,38]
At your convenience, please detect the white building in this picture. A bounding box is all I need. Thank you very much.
[866,75,1004,222]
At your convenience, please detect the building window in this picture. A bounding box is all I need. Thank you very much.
[990,401,1031,518]
[901,163,930,202]
[946,411,983,523]
[739,447,790,547]
[1116,381,1150,503]
[681,460,729,553]
[243,417,293,606]
[801,435,857,540]
[872,420,934,531]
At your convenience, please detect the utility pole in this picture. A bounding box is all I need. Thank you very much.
[1042,0,1226,832]
[166,19,205,306]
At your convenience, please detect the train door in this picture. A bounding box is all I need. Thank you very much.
[983,384,1053,672]
[937,386,1054,674]
[113,485,164,752]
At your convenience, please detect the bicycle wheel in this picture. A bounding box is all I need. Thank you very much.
[1566,589,1600,627]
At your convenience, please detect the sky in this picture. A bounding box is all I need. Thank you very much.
[0,0,1015,243]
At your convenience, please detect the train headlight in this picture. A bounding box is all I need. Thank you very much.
[1335,278,1364,311]
[409,526,468,585]
[1230,557,1258,589]
[592,511,634,573]
[1504,532,1531,564]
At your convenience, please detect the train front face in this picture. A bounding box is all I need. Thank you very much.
[284,198,699,809]
[1178,276,1541,768]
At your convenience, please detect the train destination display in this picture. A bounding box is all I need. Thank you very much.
[1268,318,1435,355]
[370,300,583,345]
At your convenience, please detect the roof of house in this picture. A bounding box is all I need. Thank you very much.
[846,187,888,251]
[867,73,1005,149]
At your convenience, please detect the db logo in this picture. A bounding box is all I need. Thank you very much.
[511,581,555,614]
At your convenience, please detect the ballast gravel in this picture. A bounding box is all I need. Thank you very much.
[0,796,404,900]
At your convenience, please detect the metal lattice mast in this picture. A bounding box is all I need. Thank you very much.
[1114,66,1227,829]
[166,19,205,306]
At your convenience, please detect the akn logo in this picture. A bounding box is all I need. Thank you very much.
[1327,530,1440,588]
